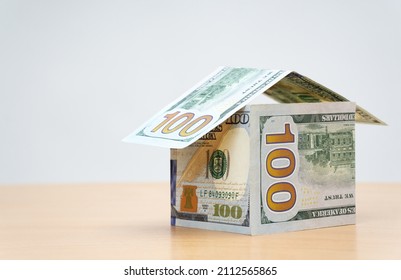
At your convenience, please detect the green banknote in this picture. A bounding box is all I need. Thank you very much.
[257,104,355,233]
[265,72,385,124]
[124,67,288,149]
[123,67,384,149]
[171,102,356,234]
[171,110,252,232]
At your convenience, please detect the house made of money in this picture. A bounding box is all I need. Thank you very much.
[124,67,384,235]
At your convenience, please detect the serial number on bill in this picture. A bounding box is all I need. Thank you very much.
[199,190,240,200]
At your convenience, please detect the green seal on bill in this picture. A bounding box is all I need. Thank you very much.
[209,150,227,179]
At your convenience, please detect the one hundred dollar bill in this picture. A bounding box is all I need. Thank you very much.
[171,110,252,232]
[265,72,385,125]
[124,67,384,149]
[253,102,356,234]
[171,102,356,234]
[124,67,288,148]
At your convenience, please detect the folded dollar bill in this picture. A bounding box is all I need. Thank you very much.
[124,67,384,149]
[125,67,383,235]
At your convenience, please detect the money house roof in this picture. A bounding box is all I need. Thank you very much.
[124,67,384,148]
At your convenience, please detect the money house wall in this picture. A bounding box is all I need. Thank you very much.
[170,103,356,235]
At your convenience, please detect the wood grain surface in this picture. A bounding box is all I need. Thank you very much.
[0,183,400,259]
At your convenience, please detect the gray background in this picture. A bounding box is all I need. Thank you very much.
[1,0,400,184]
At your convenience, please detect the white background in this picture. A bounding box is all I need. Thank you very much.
[1,0,400,184]
[0,260,400,279]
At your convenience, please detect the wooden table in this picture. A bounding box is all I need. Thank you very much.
[0,183,400,259]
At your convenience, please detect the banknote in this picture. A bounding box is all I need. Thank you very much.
[124,67,383,149]
[170,109,252,232]
[265,72,385,125]
[254,102,356,234]
[124,67,288,148]
[171,102,356,234]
